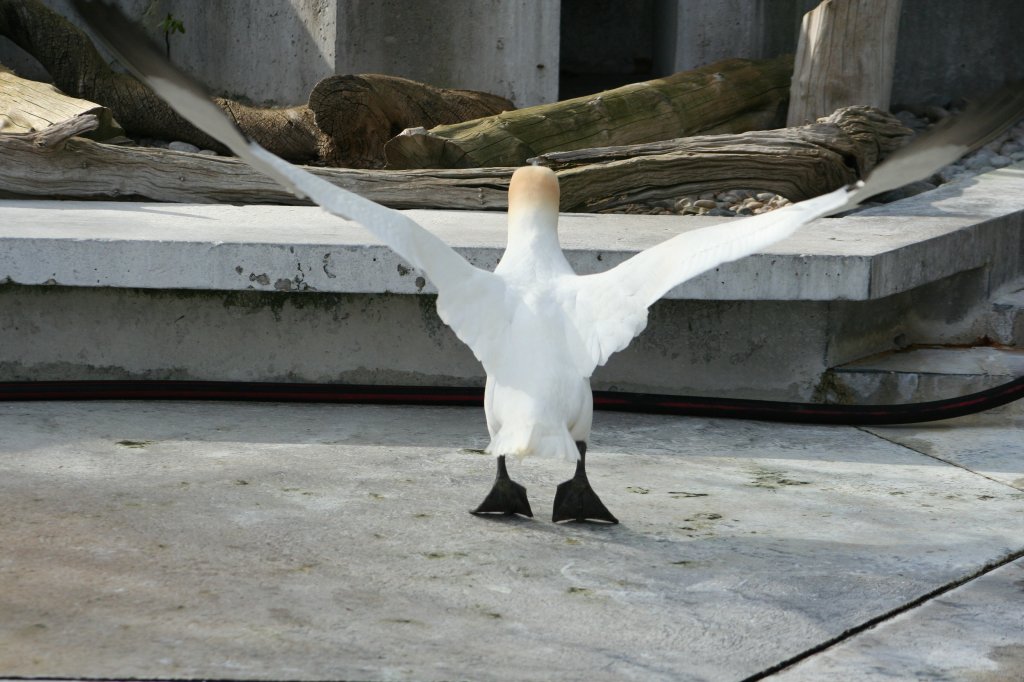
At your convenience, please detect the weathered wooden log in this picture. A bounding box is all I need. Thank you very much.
[787,0,903,125]
[0,65,123,138]
[1,0,509,167]
[384,55,795,169]
[1,107,909,213]
[310,74,513,168]
[533,106,911,212]
[0,115,513,208]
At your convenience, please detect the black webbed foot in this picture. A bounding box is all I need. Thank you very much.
[552,442,618,524]
[471,455,533,518]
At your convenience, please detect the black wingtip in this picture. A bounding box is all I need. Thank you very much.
[72,1,161,83]
[70,0,259,154]
[854,81,1024,203]
[917,81,1024,155]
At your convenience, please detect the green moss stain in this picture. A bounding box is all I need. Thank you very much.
[116,439,152,448]
[748,469,810,490]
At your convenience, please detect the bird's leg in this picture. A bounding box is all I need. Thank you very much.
[552,442,618,524]
[470,455,533,518]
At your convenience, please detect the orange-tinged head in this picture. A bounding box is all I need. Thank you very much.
[508,165,560,218]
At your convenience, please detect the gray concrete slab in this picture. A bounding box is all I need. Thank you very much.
[768,558,1024,681]
[2,165,1023,301]
[864,399,1024,493]
[1,401,1022,680]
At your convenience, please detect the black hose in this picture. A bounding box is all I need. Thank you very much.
[1,375,1022,425]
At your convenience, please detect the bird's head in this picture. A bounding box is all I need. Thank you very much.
[507,165,560,237]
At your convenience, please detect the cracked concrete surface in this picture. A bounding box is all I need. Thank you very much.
[1,399,1021,681]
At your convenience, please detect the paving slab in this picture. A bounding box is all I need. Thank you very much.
[864,399,1024,492]
[768,558,1024,681]
[1,401,1022,681]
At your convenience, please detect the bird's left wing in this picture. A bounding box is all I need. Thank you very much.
[563,83,1024,373]
[559,186,854,373]
[72,0,507,361]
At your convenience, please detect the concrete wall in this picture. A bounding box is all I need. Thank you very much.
[0,0,558,107]
[653,0,817,75]
[335,0,560,107]
[650,0,1022,106]
[1,1,1020,114]
[892,0,1024,106]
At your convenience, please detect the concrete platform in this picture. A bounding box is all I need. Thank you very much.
[2,167,1023,301]
[1,166,1023,400]
[1,399,1022,681]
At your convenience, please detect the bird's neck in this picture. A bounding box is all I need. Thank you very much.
[499,207,571,278]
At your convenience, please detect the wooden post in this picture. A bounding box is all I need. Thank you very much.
[787,0,903,125]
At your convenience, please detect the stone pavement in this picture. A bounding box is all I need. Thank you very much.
[1,398,1021,681]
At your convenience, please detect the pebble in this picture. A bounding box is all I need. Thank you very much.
[966,150,993,169]
[693,199,718,209]
[198,149,218,156]
[1001,140,1022,155]
[168,140,201,153]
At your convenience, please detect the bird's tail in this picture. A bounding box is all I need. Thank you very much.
[486,426,581,463]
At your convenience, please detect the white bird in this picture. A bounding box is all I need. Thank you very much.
[74,0,1024,523]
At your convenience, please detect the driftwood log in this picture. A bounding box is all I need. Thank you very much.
[1,107,908,213]
[533,106,911,212]
[384,55,795,169]
[0,0,320,160]
[0,115,514,208]
[0,0,511,167]
[787,0,903,125]
[310,74,512,168]
[0,66,123,139]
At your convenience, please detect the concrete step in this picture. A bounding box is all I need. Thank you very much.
[1,165,1023,400]
[824,345,1024,404]
[988,281,1024,346]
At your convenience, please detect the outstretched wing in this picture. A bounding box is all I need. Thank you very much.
[72,0,508,365]
[563,84,1024,374]
[560,186,853,372]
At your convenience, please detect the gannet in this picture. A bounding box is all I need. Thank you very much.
[74,0,1024,523]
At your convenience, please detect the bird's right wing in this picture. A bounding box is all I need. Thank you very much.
[563,83,1024,374]
[72,0,511,365]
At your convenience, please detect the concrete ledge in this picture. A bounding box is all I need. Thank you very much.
[2,165,1023,302]
[1,167,1022,397]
